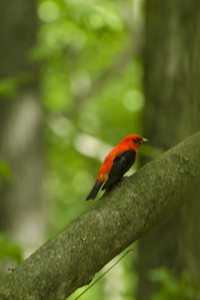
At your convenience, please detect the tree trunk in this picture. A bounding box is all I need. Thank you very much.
[0,0,45,255]
[137,0,200,298]
[0,132,200,300]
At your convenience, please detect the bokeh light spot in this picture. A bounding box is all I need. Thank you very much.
[122,90,145,112]
[38,1,60,23]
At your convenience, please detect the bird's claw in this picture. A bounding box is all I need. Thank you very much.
[117,176,127,187]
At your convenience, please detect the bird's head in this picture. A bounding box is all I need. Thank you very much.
[121,134,149,150]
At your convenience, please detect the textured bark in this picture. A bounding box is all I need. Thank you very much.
[137,0,200,298]
[0,132,200,300]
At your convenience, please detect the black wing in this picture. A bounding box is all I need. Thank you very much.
[102,149,136,191]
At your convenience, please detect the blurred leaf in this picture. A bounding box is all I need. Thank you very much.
[0,235,23,265]
[37,0,145,299]
[148,267,199,300]
[0,158,13,189]
[0,159,11,180]
[0,73,31,97]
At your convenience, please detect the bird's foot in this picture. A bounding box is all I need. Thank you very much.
[117,176,127,187]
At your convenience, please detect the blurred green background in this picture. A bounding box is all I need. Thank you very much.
[0,0,199,299]
[38,0,146,235]
[39,1,145,298]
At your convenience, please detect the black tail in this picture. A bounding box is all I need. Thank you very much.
[86,180,103,200]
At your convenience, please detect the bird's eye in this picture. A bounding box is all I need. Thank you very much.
[133,138,138,143]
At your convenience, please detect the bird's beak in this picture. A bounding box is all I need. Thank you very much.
[140,137,149,144]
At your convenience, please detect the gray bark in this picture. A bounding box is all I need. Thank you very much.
[137,0,200,298]
[0,132,199,300]
[0,0,45,248]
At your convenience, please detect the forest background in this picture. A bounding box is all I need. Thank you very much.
[0,0,200,299]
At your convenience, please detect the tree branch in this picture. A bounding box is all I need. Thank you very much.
[0,131,200,300]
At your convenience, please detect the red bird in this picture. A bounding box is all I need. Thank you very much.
[86,134,149,200]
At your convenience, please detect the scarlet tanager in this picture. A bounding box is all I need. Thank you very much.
[86,134,149,200]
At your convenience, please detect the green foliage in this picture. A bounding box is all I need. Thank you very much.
[34,0,147,238]
[0,158,13,189]
[0,73,31,97]
[0,236,22,264]
[35,0,147,298]
[1,1,198,300]
[148,267,199,300]
[0,235,23,275]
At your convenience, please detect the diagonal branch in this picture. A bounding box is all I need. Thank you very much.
[0,131,200,300]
